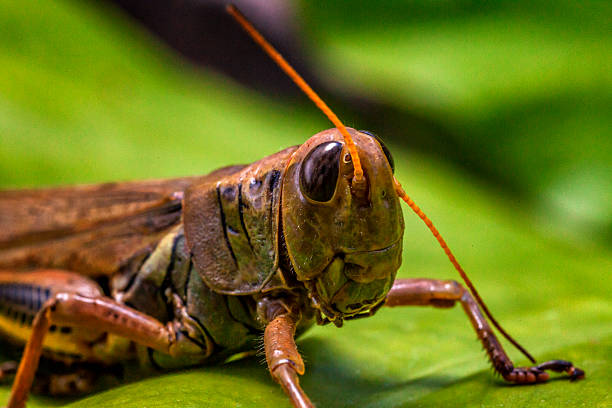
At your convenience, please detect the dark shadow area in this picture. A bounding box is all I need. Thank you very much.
[293,336,465,407]
[107,0,321,99]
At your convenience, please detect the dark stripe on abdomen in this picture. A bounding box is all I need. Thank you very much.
[0,283,52,328]
[0,283,51,314]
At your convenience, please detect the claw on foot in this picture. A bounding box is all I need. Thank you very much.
[536,359,585,381]
[504,359,585,384]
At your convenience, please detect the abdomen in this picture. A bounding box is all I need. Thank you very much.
[0,269,112,364]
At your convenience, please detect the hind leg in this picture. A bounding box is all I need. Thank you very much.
[1,269,209,408]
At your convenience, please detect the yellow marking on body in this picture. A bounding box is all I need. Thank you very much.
[0,313,98,361]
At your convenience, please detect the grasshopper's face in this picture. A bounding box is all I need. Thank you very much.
[282,128,404,324]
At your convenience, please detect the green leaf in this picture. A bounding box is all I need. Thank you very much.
[1,1,611,407]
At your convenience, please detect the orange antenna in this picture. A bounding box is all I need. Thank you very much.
[394,178,536,363]
[227,3,533,362]
[226,4,365,186]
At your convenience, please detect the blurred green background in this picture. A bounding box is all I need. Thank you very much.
[0,0,611,407]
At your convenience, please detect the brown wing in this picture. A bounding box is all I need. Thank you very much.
[0,166,245,277]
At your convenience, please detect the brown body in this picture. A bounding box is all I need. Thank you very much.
[0,128,584,408]
[0,143,310,366]
[0,147,298,292]
[0,6,583,408]
[0,128,401,363]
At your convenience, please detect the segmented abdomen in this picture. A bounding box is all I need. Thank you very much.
[0,282,50,329]
[0,270,105,363]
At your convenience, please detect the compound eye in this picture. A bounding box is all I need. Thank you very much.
[360,130,395,173]
[300,141,343,202]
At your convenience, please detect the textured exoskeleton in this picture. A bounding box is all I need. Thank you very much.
[0,6,584,408]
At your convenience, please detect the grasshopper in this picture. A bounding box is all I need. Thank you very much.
[0,5,584,408]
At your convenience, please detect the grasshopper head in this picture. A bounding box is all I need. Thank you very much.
[282,128,404,325]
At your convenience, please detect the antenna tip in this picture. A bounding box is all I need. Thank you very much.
[226,4,237,13]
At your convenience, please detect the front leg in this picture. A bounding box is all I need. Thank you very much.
[262,300,314,408]
[386,278,585,383]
